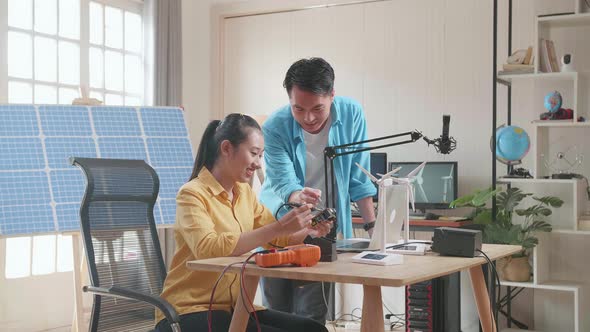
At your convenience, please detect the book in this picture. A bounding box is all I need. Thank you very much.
[502,64,534,71]
[539,39,552,72]
[523,46,533,65]
[498,63,534,75]
[546,40,560,72]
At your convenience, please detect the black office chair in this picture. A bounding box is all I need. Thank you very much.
[71,157,180,332]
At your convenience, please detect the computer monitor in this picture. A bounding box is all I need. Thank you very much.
[387,161,458,211]
[370,153,387,202]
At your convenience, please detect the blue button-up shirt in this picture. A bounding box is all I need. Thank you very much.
[259,96,376,238]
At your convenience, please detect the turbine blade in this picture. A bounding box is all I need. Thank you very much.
[407,161,427,178]
[380,167,401,180]
[355,162,378,182]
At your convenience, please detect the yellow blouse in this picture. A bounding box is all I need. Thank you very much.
[156,168,288,323]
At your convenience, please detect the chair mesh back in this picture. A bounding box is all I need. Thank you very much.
[73,158,166,332]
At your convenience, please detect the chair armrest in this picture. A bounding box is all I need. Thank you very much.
[83,285,180,327]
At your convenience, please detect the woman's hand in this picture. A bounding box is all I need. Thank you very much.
[307,220,333,238]
[277,204,314,234]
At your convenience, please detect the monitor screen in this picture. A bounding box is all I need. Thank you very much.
[370,153,387,201]
[387,161,458,210]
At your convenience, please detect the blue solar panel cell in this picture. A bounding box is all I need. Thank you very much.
[157,199,177,225]
[0,138,45,170]
[147,138,194,167]
[0,106,39,136]
[0,105,191,235]
[45,137,97,169]
[156,168,192,199]
[92,106,141,136]
[0,171,51,205]
[141,107,188,137]
[56,203,81,232]
[39,105,93,136]
[0,204,55,235]
[98,137,147,160]
[50,170,86,204]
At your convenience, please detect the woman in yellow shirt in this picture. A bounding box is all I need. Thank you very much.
[156,113,331,332]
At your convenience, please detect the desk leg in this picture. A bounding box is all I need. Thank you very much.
[361,285,384,332]
[229,275,260,332]
[469,266,497,332]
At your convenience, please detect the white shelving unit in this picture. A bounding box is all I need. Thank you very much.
[496,1,590,331]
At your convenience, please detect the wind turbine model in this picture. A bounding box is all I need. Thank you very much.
[350,164,404,266]
[389,162,427,242]
[409,163,429,203]
[441,163,454,203]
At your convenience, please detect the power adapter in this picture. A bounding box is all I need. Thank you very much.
[431,227,482,257]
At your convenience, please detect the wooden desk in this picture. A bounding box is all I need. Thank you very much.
[187,244,520,332]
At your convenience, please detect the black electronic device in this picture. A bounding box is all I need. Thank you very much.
[431,227,482,258]
[285,202,336,227]
[370,152,387,202]
[388,161,458,213]
[406,273,461,332]
[423,114,457,155]
[285,203,337,262]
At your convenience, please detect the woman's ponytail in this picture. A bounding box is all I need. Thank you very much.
[189,120,221,180]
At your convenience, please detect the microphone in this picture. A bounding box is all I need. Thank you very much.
[439,115,452,154]
[423,115,456,154]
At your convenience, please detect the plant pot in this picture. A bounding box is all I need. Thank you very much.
[499,256,532,282]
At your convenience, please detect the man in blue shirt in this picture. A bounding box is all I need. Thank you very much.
[259,57,377,323]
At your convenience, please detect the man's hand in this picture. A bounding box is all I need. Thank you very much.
[289,187,322,206]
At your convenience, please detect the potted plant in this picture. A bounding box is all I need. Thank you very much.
[450,187,563,282]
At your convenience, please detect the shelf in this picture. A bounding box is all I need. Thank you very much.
[538,12,590,28]
[496,71,577,84]
[500,280,534,288]
[532,120,590,127]
[553,229,590,235]
[497,177,581,184]
[500,279,582,291]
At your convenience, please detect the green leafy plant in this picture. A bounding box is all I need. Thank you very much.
[450,187,563,256]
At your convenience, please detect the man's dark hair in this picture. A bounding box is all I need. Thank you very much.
[283,57,335,97]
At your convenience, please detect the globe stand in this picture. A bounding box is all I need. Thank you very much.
[502,167,533,178]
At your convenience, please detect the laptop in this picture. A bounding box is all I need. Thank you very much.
[336,238,375,252]
[337,184,408,252]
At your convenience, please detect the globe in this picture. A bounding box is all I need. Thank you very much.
[544,91,562,113]
[491,125,530,165]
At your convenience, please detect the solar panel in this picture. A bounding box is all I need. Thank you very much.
[0,105,194,235]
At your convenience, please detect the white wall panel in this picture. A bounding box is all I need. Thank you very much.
[224,12,291,116]
[290,5,365,100]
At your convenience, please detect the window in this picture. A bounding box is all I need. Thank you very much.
[4,0,144,106]
[3,0,146,278]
